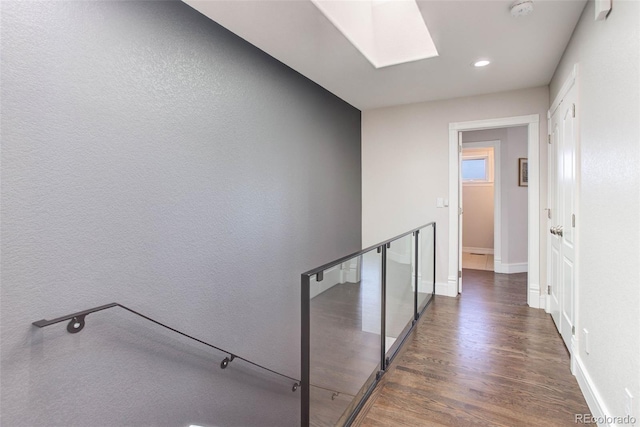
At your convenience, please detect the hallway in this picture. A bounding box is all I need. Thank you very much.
[356,269,590,426]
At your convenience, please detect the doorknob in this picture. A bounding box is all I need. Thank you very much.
[557,226,563,237]
[550,226,557,235]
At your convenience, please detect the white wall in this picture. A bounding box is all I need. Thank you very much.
[362,87,548,290]
[462,127,529,269]
[549,0,640,421]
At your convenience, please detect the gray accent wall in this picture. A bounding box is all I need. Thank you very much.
[0,1,361,426]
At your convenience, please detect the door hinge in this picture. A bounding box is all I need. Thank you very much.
[458,271,462,278]
[572,214,575,227]
[547,208,552,219]
[459,145,462,153]
[459,207,463,215]
[572,325,576,335]
[572,104,576,118]
[547,285,551,295]
[548,134,551,144]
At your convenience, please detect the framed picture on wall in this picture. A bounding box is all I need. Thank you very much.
[519,158,528,187]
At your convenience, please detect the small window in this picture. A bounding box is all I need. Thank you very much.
[461,158,487,181]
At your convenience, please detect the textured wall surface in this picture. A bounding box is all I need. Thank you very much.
[550,0,640,420]
[0,1,361,426]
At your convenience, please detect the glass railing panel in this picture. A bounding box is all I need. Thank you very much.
[308,249,382,427]
[384,233,415,356]
[309,384,355,427]
[418,224,435,313]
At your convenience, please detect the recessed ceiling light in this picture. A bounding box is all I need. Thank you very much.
[474,60,491,67]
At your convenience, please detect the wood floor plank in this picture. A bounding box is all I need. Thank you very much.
[355,269,590,427]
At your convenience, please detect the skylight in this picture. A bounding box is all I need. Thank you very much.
[310,0,439,69]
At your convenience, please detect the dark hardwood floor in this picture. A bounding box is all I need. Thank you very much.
[355,269,590,427]
[309,281,379,426]
[308,276,431,427]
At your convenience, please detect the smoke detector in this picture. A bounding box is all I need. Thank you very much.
[510,0,534,17]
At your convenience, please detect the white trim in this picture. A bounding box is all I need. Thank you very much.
[462,182,493,187]
[549,64,578,119]
[574,355,613,426]
[437,280,458,297]
[461,141,499,149]
[448,131,460,295]
[462,247,494,255]
[449,114,540,308]
[528,286,541,310]
[538,293,547,311]
[449,114,539,131]
[494,262,528,274]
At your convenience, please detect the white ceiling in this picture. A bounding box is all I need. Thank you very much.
[184,0,587,110]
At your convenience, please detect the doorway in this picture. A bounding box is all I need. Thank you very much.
[448,114,542,308]
[460,141,499,272]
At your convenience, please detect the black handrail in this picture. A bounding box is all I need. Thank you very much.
[33,302,301,391]
[302,221,435,277]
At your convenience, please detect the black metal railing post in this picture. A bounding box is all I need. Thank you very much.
[414,230,420,321]
[380,244,387,371]
[301,274,311,427]
[433,223,437,296]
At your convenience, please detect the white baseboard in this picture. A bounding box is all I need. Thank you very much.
[527,285,541,309]
[463,247,494,255]
[574,355,614,426]
[538,293,547,311]
[494,262,528,274]
[419,279,435,294]
[439,279,458,297]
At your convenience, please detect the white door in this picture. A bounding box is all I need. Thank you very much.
[548,81,578,351]
[548,119,561,329]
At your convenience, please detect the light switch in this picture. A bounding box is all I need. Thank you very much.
[436,198,444,208]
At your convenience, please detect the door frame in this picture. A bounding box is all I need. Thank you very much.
[448,114,542,308]
[460,140,501,273]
